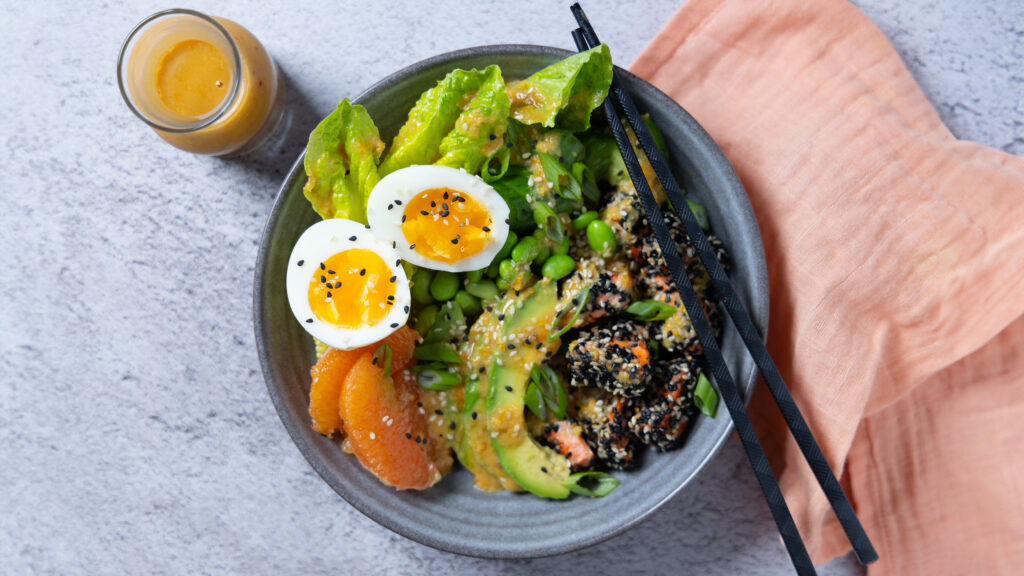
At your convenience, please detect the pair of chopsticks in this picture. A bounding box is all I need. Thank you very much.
[570,4,878,574]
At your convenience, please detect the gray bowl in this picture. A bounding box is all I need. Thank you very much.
[254,45,768,559]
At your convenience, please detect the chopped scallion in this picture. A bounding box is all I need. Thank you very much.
[562,471,619,497]
[694,372,718,418]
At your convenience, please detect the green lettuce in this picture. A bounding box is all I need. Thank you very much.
[507,44,612,132]
[435,65,510,174]
[302,99,384,222]
[379,68,490,175]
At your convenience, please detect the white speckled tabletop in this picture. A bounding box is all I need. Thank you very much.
[1,1,1021,574]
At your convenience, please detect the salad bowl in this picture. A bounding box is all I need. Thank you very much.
[254,44,768,558]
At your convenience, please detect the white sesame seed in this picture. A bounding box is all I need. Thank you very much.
[369,432,375,440]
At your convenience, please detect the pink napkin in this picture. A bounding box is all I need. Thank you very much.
[630,0,1024,573]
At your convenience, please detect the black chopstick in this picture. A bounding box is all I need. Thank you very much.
[571,3,878,569]
[571,27,817,576]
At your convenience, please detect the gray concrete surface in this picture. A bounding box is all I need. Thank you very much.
[1,1,1021,574]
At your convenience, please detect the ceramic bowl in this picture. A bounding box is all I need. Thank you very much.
[254,44,768,558]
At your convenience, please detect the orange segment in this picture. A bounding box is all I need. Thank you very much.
[307,326,418,437]
[339,351,441,490]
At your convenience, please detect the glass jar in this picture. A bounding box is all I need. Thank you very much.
[117,9,286,157]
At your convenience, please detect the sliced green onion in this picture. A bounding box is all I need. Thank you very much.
[413,363,462,391]
[625,299,678,322]
[687,199,710,231]
[524,381,546,420]
[562,471,619,497]
[412,342,462,364]
[422,300,465,344]
[548,286,590,341]
[571,163,601,205]
[480,146,511,182]
[529,364,567,420]
[374,343,393,375]
[694,372,718,418]
[532,202,563,244]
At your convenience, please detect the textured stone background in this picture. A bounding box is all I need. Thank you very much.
[1,1,1020,574]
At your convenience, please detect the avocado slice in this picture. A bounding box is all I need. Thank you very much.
[484,281,572,499]
[455,307,522,492]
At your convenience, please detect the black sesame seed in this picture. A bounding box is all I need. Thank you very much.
[442,203,449,211]
[409,244,416,250]
[390,323,399,328]
[371,356,378,365]
[506,344,516,350]
[498,314,505,321]
[504,217,510,224]
[504,386,513,392]
[326,291,332,298]
[443,191,449,200]
[348,235,357,241]
[485,306,493,312]
[449,421,456,430]
[406,433,412,439]
[297,260,304,266]
[305,318,313,324]
[489,134,496,140]
[535,342,543,350]
[327,269,335,275]
[404,305,410,313]
[541,466,548,473]
[364,225,370,229]
[388,203,394,210]
[430,200,436,208]
[396,259,401,266]
[482,226,490,232]
[471,412,478,420]
[389,275,397,283]
[401,215,407,223]
[359,269,366,276]
[451,237,459,244]
[320,262,326,270]
[505,142,513,148]
[320,275,326,283]
[440,211,449,218]
[395,199,402,205]
[435,409,443,415]
[420,210,429,216]
[479,367,486,374]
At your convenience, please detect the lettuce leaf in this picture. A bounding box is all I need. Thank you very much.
[302,99,385,222]
[435,65,510,174]
[380,68,490,175]
[507,44,612,132]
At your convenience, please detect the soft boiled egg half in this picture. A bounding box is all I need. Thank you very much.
[286,219,410,350]
[366,165,510,272]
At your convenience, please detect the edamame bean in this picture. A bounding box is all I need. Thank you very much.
[553,234,571,255]
[494,231,518,262]
[429,271,460,301]
[466,279,499,301]
[586,220,618,257]
[511,236,540,263]
[466,269,484,283]
[532,229,551,263]
[486,260,500,279]
[541,254,575,280]
[498,258,518,283]
[496,278,510,291]
[414,304,439,334]
[453,290,482,316]
[411,269,435,304]
[572,210,600,231]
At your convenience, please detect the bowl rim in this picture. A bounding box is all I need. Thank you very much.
[254,43,767,559]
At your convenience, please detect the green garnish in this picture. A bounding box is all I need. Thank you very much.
[625,299,678,322]
[687,199,710,231]
[373,343,393,375]
[412,342,462,364]
[562,471,619,497]
[694,372,719,418]
[548,286,590,341]
[413,363,462,391]
[524,365,567,421]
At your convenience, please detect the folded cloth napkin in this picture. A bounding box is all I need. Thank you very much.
[630,0,1024,573]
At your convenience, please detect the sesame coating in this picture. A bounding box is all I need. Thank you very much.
[566,320,652,398]
[600,184,649,248]
[572,388,639,471]
[541,419,594,471]
[557,257,635,330]
[628,356,699,451]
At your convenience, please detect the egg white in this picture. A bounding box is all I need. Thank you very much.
[286,218,410,350]
[365,165,510,273]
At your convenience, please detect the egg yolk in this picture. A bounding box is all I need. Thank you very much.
[307,249,397,328]
[401,188,493,264]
